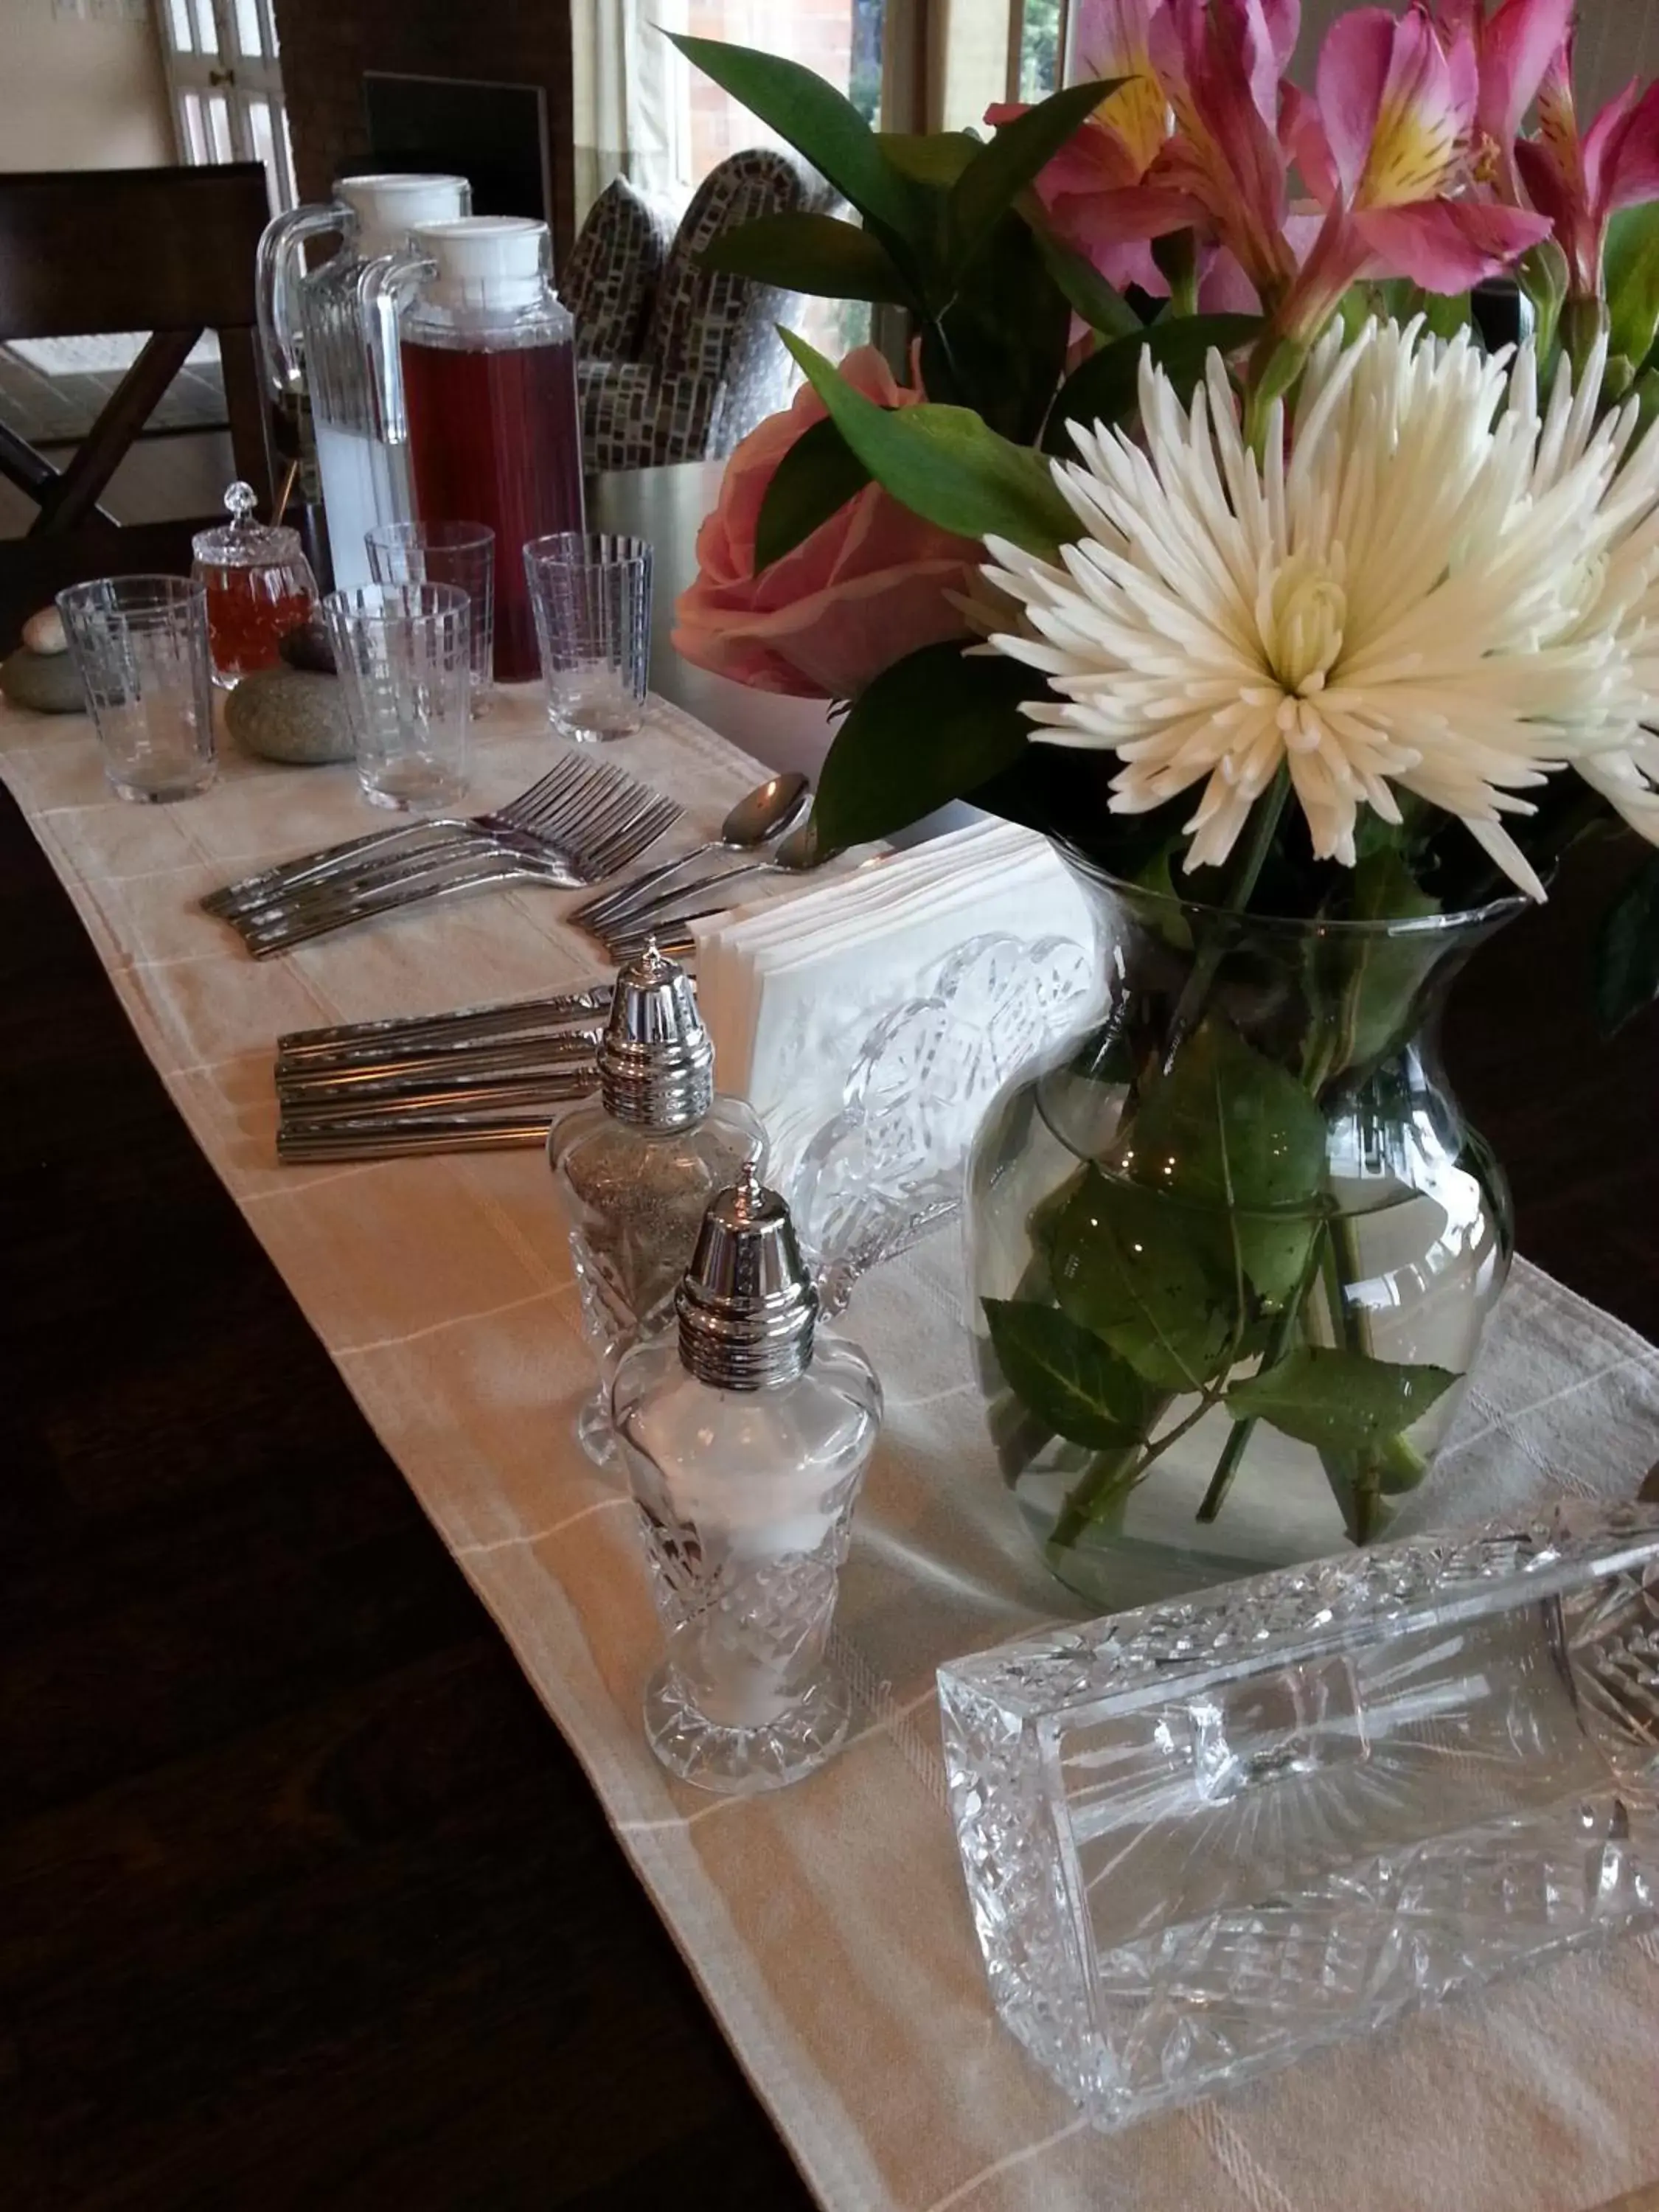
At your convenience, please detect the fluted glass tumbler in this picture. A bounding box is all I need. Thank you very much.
[365,520,495,715]
[57,575,216,804]
[524,532,652,741]
[323,581,470,810]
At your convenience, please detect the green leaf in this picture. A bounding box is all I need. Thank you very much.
[877,130,981,186]
[1050,1170,1237,1392]
[1387,285,1472,340]
[1593,850,1659,1037]
[1045,313,1262,453]
[982,1298,1150,1448]
[1605,204,1659,374]
[700,211,911,302]
[670,35,919,246]
[1029,228,1141,339]
[782,330,1076,552]
[1225,1346,1457,1453]
[1121,1022,1326,1307]
[1325,843,1441,1071]
[1420,289,1471,339]
[811,641,1033,849]
[948,78,1123,275]
[1516,237,1569,366]
[922,208,1074,442]
[1126,1022,1326,1214]
[753,417,872,574]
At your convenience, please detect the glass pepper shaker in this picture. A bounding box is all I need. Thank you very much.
[549,940,766,1467]
[611,1164,883,1795]
[191,480,319,688]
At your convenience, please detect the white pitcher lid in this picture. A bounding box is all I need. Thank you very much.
[411,215,549,311]
[337,173,470,258]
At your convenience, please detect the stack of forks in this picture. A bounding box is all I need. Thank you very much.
[205,756,682,958]
[274,982,613,1161]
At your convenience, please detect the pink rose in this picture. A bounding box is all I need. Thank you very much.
[671,346,981,700]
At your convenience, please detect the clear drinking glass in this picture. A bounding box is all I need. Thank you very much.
[57,575,217,803]
[365,520,495,714]
[323,580,470,810]
[524,532,652,741]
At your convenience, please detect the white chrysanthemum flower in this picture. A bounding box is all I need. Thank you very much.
[983,317,1659,899]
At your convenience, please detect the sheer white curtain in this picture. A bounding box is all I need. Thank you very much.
[569,0,689,223]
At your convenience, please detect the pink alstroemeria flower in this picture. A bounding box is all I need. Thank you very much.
[1514,36,1659,301]
[986,0,1195,293]
[1147,0,1306,308]
[1279,6,1548,338]
[1429,0,1573,199]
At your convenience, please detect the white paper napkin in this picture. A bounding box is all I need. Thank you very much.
[692,825,1100,1272]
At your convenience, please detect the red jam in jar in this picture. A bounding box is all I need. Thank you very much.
[191,481,318,689]
[200,565,316,681]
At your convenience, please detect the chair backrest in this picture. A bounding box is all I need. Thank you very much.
[648,150,824,386]
[564,176,678,369]
[0,164,274,650]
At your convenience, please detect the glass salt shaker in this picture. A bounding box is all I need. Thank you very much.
[611,1165,883,1795]
[191,481,318,688]
[549,941,766,1467]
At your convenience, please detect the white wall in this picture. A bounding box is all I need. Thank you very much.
[0,0,177,172]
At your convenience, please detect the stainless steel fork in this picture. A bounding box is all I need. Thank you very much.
[226,771,675,940]
[243,792,682,957]
[206,756,657,924]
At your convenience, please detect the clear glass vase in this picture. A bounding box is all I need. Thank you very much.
[966,858,1523,1612]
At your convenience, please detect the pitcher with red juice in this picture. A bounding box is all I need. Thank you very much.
[376,218,584,684]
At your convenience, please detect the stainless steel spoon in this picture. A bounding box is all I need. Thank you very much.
[572,771,813,931]
[602,821,830,955]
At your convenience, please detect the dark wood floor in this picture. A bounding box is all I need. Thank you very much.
[0,782,810,2210]
[1,776,1655,2211]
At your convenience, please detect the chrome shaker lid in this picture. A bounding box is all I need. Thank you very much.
[676,1162,818,1389]
[597,938,714,1128]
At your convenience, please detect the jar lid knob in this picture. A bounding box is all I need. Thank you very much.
[223,479,259,528]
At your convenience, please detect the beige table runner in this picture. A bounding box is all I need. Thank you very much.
[4,686,1658,2212]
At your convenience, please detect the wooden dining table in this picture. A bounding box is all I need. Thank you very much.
[3,465,1658,2209]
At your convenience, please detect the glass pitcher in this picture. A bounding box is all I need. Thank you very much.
[363,217,585,683]
[256,173,471,590]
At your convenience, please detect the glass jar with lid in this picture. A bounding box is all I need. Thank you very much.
[191,481,319,688]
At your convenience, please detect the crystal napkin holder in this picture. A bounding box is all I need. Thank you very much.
[937,1503,1659,2130]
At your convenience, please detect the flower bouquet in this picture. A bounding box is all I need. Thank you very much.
[670,1,1659,1601]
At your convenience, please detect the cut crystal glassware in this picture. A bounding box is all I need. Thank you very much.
[611,1167,882,1795]
[784,930,1096,1314]
[937,1500,1659,2130]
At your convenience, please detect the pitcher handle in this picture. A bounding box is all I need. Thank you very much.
[358,251,435,445]
[256,201,349,404]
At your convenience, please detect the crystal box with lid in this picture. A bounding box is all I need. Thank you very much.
[937,1500,1659,2128]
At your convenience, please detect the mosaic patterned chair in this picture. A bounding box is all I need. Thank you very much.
[566,150,830,471]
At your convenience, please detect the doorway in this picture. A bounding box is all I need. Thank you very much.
[153,0,295,211]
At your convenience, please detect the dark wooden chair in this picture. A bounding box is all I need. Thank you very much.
[0,163,274,653]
